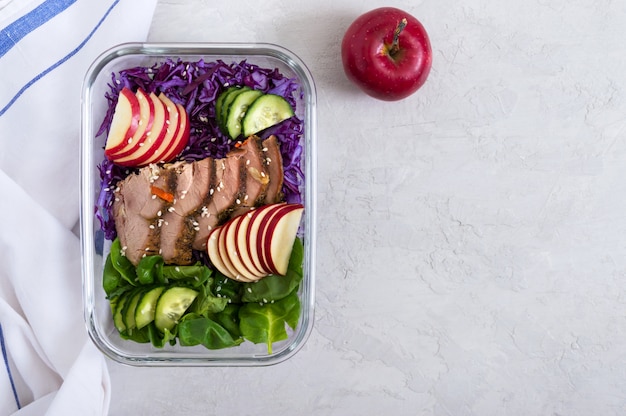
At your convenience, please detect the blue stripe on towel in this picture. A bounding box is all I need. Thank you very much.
[0,0,121,117]
[0,0,77,58]
[0,323,21,410]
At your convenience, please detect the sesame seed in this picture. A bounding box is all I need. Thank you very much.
[149,224,155,229]
[157,210,162,216]
[247,287,252,293]
[168,206,175,212]
[194,227,200,231]
[151,195,157,199]
[262,147,268,152]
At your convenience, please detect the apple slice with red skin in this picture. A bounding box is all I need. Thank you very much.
[244,203,287,276]
[217,216,254,282]
[259,204,304,275]
[222,213,263,281]
[112,92,169,167]
[156,102,190,163]
[103,88,141,156]
[253,204,289,274]
[106,88,154,159]
[141,93,182,165]
[207,227,236,280]
[234,209,267,278]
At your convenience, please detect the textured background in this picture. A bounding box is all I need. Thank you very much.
[107,0,626,414]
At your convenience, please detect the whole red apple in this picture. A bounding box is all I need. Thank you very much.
[341,7,432,101]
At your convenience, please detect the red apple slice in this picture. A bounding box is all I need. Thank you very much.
[217,217,253,282]
[112,92,168,167]
[106,88,154,159]
[261,204,304,275]
[234,209,267,278]
[157,102,190,163]
[103,88,141,156]
[245,203,286,275]
[255,204,292,274]
[206,227,235,279]
[141,93,181,165]
[224,213,264,281]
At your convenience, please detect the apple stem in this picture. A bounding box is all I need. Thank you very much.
[389,18,408,56]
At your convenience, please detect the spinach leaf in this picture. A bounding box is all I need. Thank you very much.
[103,254,122,296]
[147,323,177,348]
[239,289,301,354]
[120,325,150,344]
[163,263,210,286]
[136,255,163,285]
[214,272,243,303]
[109,238,137,285]
[214,304,242,339]
[178,314,243,350]
[241,238,303,303]
[192,276,228,316]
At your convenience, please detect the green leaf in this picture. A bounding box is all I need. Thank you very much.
[136,255,163,285]
[241,238,303,303]
[109,238,137,285]
[214,304,242,339]
[162,262,212,287]
[214,272,243,303]
[178,315,243,350]
[192,277,229,316]
[120,324,150,344]
[103,254,123,296]
[147,323,177,348]
[239,289,301,354]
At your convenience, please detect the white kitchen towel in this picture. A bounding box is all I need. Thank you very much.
[0,0,157,414]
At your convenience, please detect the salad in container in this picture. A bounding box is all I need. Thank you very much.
[80,43,316,366]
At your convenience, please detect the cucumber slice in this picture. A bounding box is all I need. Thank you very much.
[242,94,294,136]
[154,286,198,332]
[113,293,129,333]
[224,89,263,139]
[135,286,165,329]
[215,86,241,123]
[219,86,250,132]
[122,288,144,331]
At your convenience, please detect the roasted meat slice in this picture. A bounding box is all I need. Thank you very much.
[261,135,284,204]
[112,165,174,265]
[159,159,212,264]
[192,153,244,251]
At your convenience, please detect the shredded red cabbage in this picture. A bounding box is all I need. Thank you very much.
[95,59,305,241]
